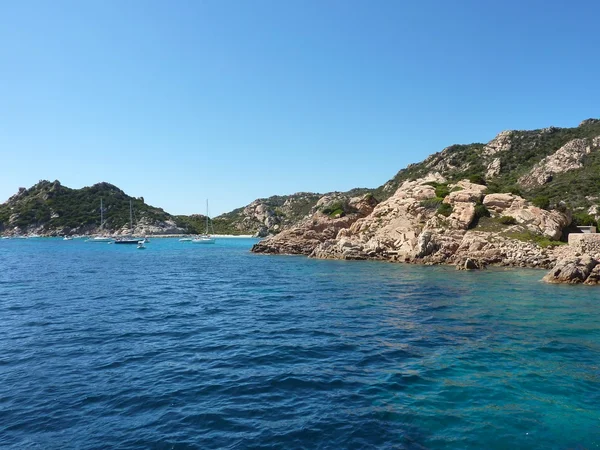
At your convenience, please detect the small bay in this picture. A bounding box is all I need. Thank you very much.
[0,238,598,449]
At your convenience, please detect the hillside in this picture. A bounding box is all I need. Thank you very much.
[3,118,600,237]
[216,118,600,236]
[0,181,188,236]
[374,118,600,223]
[251,117,600,271]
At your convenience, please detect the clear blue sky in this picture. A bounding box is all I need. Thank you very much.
[1,0,599,216]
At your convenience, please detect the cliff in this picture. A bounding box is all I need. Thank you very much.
[252,118,600,275]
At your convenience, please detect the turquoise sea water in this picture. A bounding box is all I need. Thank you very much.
[0,237,598,449]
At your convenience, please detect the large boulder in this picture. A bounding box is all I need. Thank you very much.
[482,193,519,213]
[584,264,600,285]
[543,255,599,284]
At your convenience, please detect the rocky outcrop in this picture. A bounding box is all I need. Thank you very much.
[251,194,378,255]
[483,130,513,156]
[518,138,600,187]
[225,193,322,236]
[543,255,599,284]
[254,175,571,270]
[485,158,502,178]
[584,264,600,285]
[482,193,570,240]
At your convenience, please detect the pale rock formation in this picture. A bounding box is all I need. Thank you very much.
[543,255,598,284]
[135,217,186,235]
[483,130,512,156]
[483,193,570,239]
[253,176,572,271]
[518,138,600,187]
[486,158,502,178]
[251,194,378,255]
[482,193,518,213]
[312,177,487,261]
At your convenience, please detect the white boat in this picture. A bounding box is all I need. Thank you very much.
[114,201,144,245]
[179,236,193,242]
[137,242,146,250]
[192,236,215,244]
[1,236,10,240]
[88,236,113,243]
[63,236,73,241]
[89,199,114,242]
[192,200,216,244]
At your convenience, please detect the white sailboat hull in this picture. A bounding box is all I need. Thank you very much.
[191,237,215,244]
[88,237,114,242]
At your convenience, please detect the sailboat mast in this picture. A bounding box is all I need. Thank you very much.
[205,199,209,235]
[100,198,103,231]
[129,200,133,234]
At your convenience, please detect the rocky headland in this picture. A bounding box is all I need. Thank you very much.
[253,176,571,269]
[253,118,600,285]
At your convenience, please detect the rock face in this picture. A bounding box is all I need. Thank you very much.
[312,177,569,266]
[214,192,323,236]
[519,138,600,187]
[543,256,599,284]
[485,158,502,178]
[251,194,378,255]
[482,193,570,240]
[254,176,571,269]
[483,130,513,156]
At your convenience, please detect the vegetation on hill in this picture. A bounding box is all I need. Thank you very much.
[3,118,600,236]
[372,119,600,216]
[0,180,174,234]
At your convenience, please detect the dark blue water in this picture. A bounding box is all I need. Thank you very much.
[0,238,599,449]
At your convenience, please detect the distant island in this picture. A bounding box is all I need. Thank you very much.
[3,118,600,284]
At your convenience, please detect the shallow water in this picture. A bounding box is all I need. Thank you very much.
[0,238,598,449]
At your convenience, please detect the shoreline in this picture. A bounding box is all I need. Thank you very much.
[0,234,257,239]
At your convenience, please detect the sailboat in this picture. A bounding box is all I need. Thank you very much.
[192,200,216,244]
[89,198,113,242]
[115,200,142,244]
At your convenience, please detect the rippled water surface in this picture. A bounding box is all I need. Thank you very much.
[0,237,599,449]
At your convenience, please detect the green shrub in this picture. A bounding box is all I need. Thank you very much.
[572,212,597,227]
[498,215,517,225]
[437,203,453,217]
[474,203,490,219]
[322,201,356,218]
[423,182,450,199]
[469,174,487,185]
[508,231,566,248]
[420,197,443,210]
[467,202,491,229]
[532,196,550,210]
[435,185,450,199]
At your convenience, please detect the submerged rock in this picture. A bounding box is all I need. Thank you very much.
[456,258,484,271]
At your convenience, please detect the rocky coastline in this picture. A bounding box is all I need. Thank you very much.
[252,175,596,285]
